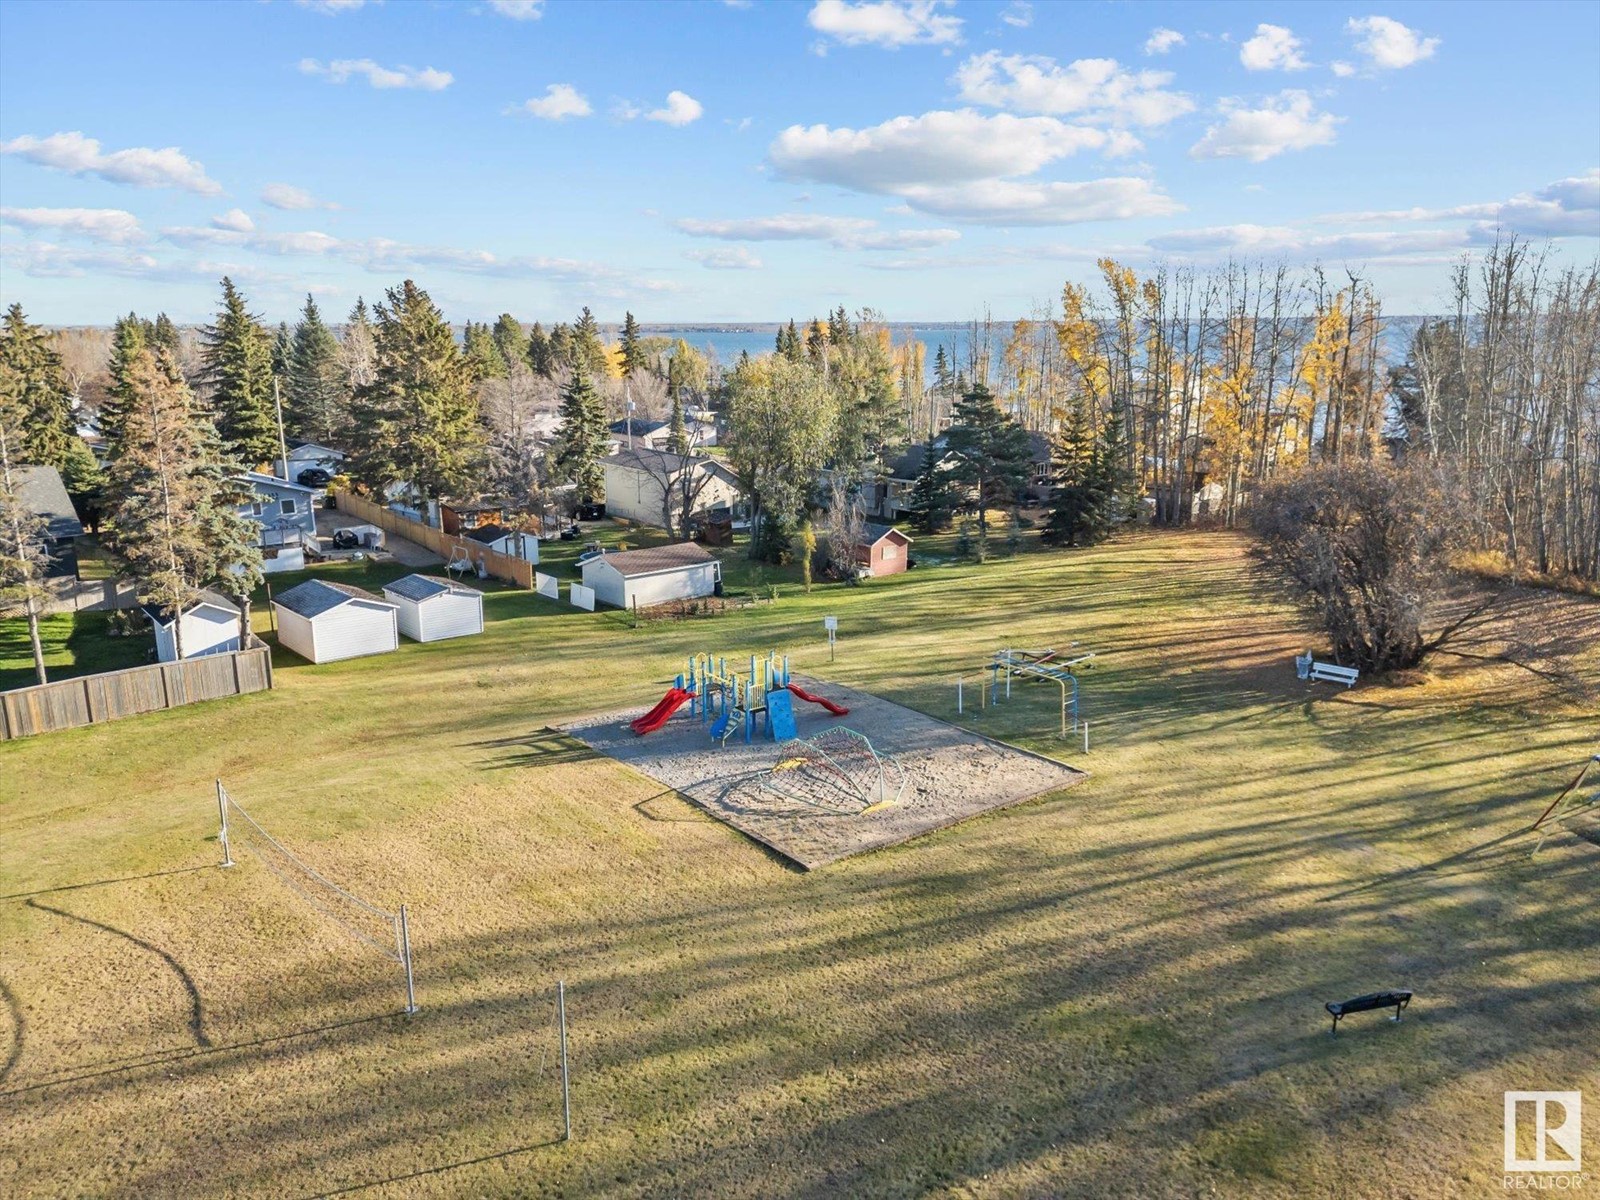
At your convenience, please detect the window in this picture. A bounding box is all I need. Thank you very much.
[882,543,898,559]
[280,498,298,516]
[249,501,268,517]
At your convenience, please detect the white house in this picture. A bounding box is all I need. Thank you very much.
[581,542,720,610]
[382,574,485,643]
[272,579,399,664]
[142,589,244,662]
[600,448,742,530]
[464,522,538,564]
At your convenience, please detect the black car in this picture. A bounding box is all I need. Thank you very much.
[574,502,606,521]
[297,466,334,487]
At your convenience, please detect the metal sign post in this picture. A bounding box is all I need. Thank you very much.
[557,980,572,1142]
[824,616,837,662]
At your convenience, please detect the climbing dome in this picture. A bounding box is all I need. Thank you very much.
[759,725,907,815]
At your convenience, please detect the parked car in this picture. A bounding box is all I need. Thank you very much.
[297,466,334,487]
[574,502,606,521]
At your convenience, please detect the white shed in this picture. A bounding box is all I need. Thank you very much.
[580,542,721,610]
[382,574,485,643]
[272,579,399,664]
[142,590,243,662]
[465,523,538,564]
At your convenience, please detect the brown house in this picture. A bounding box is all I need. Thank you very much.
[439,496,505,536]
[856,523,913,578]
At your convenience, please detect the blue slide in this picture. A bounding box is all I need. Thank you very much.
[710,710,734,741]
[766,688,797,741]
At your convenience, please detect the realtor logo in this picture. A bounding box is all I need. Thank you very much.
[1505,1091,1582,1173]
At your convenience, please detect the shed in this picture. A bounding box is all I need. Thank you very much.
[271,579,398,664]
[466,522,539,564]
[581,542,720,610]
[856,523,913,578]
[142,589,243,662]
[382,574,485,643]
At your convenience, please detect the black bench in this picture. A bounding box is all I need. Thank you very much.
[1326,989,1412,1035]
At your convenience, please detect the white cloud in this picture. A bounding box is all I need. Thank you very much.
[770,110,1110,192]
[1331,60,1356,78]
[889,177,1181,225]
[807,0,962,49]
[260,182,338,210]
[0,206,145,243]
[0,131,222,194]
[1144,27,1185,55]
[1000,2,1032,29]
[1346,16,1439,70]
[295,0,371,13]
[298,57,453,91]
[514,84,592,120]
[675,212,960,249]
[0,241,167,280]
[647,91,704,126]
[1190,91,1339,162]
[686,247,764,270]
[1148,223,1467,260]
[1239,24,1309,71]
[488,0,544,18]
[1327,170,1600,239]
[953,51,1194,126]
[211,208,255,232]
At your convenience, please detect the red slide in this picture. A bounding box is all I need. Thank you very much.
[786,683,850,716]
[631,687,692,735]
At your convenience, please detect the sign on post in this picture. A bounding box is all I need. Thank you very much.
[824,616,837,661]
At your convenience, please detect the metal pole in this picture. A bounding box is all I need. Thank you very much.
[957,678,963,714]
[399,904,418,1014]
[217,780,234,868]
[1083,721,1089,754]
[557,980,572,1142]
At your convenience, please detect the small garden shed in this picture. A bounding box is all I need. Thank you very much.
[143,590,243,662]
[382,574,485,643]
[856,524,913,578]
[272,579,398,664]
[581,543,720,610]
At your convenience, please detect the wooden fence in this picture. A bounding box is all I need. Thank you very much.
[333,492,536,589]
[0,641,273,741]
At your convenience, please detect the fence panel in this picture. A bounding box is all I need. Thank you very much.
[0,642,273,741]
[332,492,534,589]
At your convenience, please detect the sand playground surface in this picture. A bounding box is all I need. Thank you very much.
[563,675,1087,869]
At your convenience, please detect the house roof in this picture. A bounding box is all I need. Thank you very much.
[141,588,241,627]
[860,522,913,546]
[464,522,511,545]
[287,441,346,458]
[608,417,668,437]
[588,542,715,578]
[383,573,480,603]
[273,578,390,618]
[603,447,740,488]
[238,470,318,494]
[11,466,84,540]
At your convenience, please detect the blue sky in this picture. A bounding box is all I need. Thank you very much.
[1,0,1596,324]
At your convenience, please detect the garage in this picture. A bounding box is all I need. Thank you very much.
[272,579,399,664]
[382,574,486,643]
[580,542,720,610]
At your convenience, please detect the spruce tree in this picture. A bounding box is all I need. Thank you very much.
[101,313,147,453]
[287,294,345,445]
[491,313,524,373]
[0,341,57,683]
[668,391,689,455]
[463,320,507,380]
[1091,396,1138,534]
[1042,399,1099,547]
[909,439,956,533]
[554,357,608,501]
[272,322,293,385]
[200,277,278,466]
[547,323,573,372]
[619,311,647,378]
[348,280,482,507]
[572,307,609,378]
[526,322,554,377]
[0,304,75,469]
[150,312,181,356]
[944,383,1031,561]
[342,298,377,397]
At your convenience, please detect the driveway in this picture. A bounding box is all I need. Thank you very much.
[314,503,442,568]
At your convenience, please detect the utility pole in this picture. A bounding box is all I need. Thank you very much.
[273,377,290,481]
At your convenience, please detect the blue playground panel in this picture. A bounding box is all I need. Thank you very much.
[766,688,797,741]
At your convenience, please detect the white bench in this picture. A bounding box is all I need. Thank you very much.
[1296,653,1359,688]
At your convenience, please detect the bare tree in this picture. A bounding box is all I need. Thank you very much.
[823,474,867,583]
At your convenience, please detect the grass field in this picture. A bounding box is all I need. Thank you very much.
[0,609,150,691]
[1,530,1595,1198]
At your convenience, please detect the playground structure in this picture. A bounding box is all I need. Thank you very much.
[760,726,907,816]
[630,651,850,744]
[956,647,1095,742]
[1532,751,1600,855]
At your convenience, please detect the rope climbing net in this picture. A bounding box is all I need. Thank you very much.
[758,726,907,816]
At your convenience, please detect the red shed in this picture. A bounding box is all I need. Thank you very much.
[856,523,913,577]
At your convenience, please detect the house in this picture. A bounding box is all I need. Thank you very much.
[464,522,539,564]
[274,441,346,482]
[600,447,742,530]
[236,472,319,574]
[381,574,485,643]
[827,432,1054,521]
[142,589,243,662]
[12,465,83,578]
[439,496,505,536]
[855,524,913,578]
[608,417,673,452]
[581,542,721,610]
[271,579,399,664]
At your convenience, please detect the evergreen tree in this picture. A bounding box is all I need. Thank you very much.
[0,341,58,683]
[1042,399,1099,547]
[348,280,482,507]
[828,305,852,345]
[271,321,293,384]
[554,357,608,501]
[805,318,827,365]
[547,322,573,372]
[943,383,1031,561]
[0,304,75,469]
[619,311,647,378]
[908,439,956,533]
[287,294,345,445]
[150,313,181,357]
[778,319,805,363]
[199,277,278,466]
[58,436,107,534]
[491,313,525,373]
[526,322,554,377]
[1092,395,1138,532]
[463,320,507,380]
[572,307,609,378]
[342,298,377,399]
[668,390,689,455]
[101,313,147,452]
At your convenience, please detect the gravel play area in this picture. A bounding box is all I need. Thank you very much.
[563,675,1087,869]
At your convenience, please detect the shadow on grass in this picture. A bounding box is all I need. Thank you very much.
[0,864,210,902]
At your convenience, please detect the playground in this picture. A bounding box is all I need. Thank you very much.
[565,668,1085,869]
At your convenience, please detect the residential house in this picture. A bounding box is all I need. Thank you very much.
[600,447,742,530]
[274,441,346,483]
[581,542,720,610]
[439,496,506,536]
[12,465,83,578]
[608,417,673,452]
[236,472,319,574]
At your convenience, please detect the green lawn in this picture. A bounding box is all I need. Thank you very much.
[0,609,151,690]
[1,530,1595,1198]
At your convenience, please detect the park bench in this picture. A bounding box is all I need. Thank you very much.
[1325,989,1412,1035]
[1295,653,1360,688]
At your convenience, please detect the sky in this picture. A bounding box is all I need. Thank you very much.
[0,0,1596,325]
